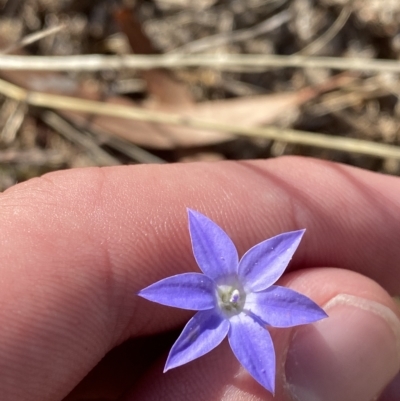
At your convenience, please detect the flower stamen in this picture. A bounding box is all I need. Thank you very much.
[230,289,240,304]
[217,284,246,317]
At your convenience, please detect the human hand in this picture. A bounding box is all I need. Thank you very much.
[0,156,399,401]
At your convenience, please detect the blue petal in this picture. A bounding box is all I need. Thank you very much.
[138,273,216,310]
[165,310,230,371]
[228,313,276,394]
[245,285,328,327]
[188,209,239,281]
[238,230,305,292]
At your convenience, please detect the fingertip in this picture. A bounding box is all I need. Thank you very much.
[281,268,400,401]
[285,295,400,401]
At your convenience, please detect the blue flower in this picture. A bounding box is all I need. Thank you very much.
[138,209,327,394]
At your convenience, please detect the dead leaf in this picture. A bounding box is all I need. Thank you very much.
[114,8,194,107]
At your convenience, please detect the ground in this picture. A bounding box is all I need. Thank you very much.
[1,0,400,190]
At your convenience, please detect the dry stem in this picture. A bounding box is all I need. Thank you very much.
[1,77,400,160]
[0,54,400,73]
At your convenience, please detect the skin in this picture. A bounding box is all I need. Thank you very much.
[0,155,400,401]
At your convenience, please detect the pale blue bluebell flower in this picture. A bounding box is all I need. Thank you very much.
[138,209,327,394]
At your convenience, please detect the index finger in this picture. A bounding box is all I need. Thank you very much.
[1,156,400,401]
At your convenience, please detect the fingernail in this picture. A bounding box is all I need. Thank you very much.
[285,294,400,401]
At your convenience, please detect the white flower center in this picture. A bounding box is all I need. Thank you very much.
[216,284,246,317]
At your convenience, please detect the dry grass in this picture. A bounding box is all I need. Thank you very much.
[1,0,400,190]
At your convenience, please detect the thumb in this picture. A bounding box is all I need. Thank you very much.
[122,268,400,401]
[284,271,400,401]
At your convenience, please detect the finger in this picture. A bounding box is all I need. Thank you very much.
[1,157,400,400]
[64,333,178,401]
[122,268,400,401]
[379,371,400,401]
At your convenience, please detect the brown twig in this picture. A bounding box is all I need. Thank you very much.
[41,111,121,166]
[0,24,66,55]
[170,10,290,54]
[0,101,26,144]
[296,3,352,55]
[0,148,67,165]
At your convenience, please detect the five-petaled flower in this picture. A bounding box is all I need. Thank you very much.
[138,209,327,394]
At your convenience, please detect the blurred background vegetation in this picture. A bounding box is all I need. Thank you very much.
[1,0,400,191]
